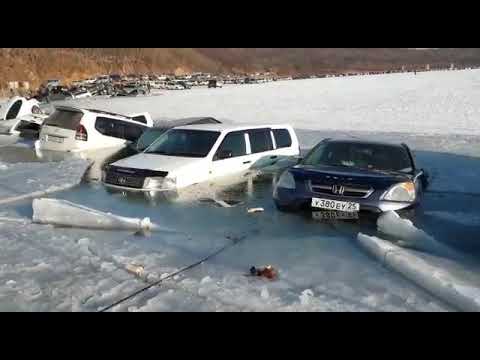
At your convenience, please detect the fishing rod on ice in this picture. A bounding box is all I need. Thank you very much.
[98,232,250,312]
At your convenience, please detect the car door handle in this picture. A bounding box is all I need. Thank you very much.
[243,161,252,164]
[270,156,278,159]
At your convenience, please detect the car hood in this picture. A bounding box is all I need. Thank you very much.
[291,164,412,188]
[112,153,205,173]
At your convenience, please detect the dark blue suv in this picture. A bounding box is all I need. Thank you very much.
[273,139,429,214]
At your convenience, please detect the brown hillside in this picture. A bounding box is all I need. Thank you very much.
[2,48,480,89]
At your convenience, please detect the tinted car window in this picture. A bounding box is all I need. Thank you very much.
[5,100,23,120]
[303,141,413,173]
[124,123,146,142]
[146,129,220,158]
[95,117,128,139]
[214,132,247,160]
[136,128,169,151]
[273,129,292,148]
[248,129,273,153]
[44,109,83,130]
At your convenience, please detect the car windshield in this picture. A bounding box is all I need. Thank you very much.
[302,141,413,173]
[145,129,220,158]
[136,128,169,151]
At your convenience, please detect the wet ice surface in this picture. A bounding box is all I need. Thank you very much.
[2,70,480,311]
[0,180,452,312]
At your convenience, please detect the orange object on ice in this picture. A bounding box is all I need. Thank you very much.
[250,265,278,280]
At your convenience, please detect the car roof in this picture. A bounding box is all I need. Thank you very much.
[325,138,408,149]
[152,117,221,129]
[172,123,293,132]
[54,106,142,122]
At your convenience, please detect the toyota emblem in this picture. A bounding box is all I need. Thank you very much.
[118,177,127,185]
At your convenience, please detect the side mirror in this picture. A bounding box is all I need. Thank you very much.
[217,150,233,160]
[294,155,303,163]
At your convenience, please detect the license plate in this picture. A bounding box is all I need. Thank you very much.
[311,197,360,212]
[47,135,64,143]
[312,211,359,220]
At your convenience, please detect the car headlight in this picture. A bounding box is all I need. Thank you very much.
[144,176,176,190]
[275,171,296,190]
[163,176,177,190]
[383,182,416,202]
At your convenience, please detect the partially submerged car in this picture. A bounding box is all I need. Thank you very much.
[273,139,429,214]
[38,106,153,152]
[0,96,47,136]
[103,124,299,192]
[97,117,223,176]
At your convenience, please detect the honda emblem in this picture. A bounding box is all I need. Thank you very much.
[332,185,345,195]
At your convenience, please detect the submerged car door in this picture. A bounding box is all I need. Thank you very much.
[245,128,278,169]
[209,131,252,179]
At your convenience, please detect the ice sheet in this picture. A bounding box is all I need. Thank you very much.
[0,159,90,205]
[60,69,480,136]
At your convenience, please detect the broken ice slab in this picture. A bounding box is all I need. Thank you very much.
[357,233,480,312]
[32,198,158,232]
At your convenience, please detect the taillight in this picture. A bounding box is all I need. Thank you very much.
[75,125,88,141]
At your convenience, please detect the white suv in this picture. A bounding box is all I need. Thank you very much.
[103,123,300,191]
[38,106,153,152]
[0,96,44,135]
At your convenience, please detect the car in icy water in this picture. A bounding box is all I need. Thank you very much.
[102,124,299,192]
[38,106,153,152]
[0,96,47,137]
[273,139,429,214]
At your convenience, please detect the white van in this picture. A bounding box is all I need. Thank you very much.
[38,106,153,152]
[103,124,299,191]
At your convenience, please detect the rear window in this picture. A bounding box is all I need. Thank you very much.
[44,110,83,130]
[248,129,273,153]
[273,129,292,148]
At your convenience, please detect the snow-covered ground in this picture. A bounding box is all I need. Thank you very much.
[1,69,480,312]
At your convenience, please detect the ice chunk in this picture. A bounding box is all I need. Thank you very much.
[32,198,158,231]
[260,286,269,299]
[0,158,90,205]
[247,208,264,214]
[357,233,480,312]
[378,211,434,246]
[299,289,314,305]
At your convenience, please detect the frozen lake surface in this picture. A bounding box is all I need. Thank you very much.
[1,70,480,311]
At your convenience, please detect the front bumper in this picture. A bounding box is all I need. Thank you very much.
[273,186,416,213]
